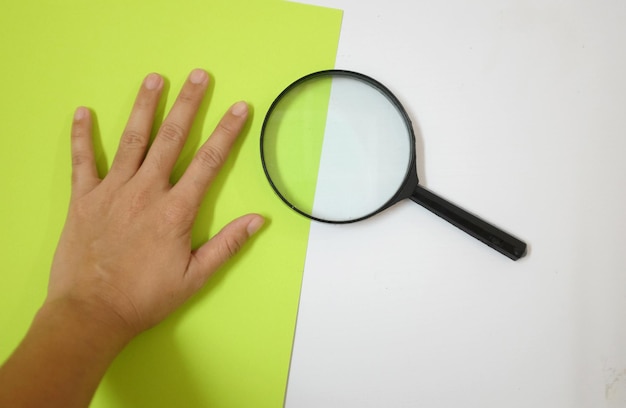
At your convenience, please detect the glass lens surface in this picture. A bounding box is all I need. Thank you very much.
[262,73,412,222]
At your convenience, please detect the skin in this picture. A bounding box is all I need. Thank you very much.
[0,69,264,408]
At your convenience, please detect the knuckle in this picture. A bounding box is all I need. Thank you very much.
[129,189,151,214]
[163,205,183,224]
[71,153,86,166]
[71,128,85,140]
[221,235,244,258]
[217,119,237,137]
[120,129,147,149]
[195,145,225,172]
[159,122,186,145]
[176,89,196,104]
[162,200,193,226]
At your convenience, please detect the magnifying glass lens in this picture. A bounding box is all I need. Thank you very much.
[262,73,412,222]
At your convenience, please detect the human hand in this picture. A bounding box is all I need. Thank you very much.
[47,69,264,342]
[0,69,263,408]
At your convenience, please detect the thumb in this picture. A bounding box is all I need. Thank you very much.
[185,213,264,290]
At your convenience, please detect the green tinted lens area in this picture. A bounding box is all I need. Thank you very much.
[262,76,332,215]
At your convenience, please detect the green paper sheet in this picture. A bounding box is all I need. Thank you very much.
[0,1,342,406]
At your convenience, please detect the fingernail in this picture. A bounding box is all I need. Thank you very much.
[231,101,248,117]
[144,73,162,90]
[189,69,207,85]
[74,107,87,121]
[246,216,265,236]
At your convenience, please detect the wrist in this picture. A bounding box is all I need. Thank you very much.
[0,297,135,408]
[37,296,135,358]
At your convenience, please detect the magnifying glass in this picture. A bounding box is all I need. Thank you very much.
[260,70,527,260]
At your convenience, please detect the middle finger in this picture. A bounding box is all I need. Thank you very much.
[140,69,209,182]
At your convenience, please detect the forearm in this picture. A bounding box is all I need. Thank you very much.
[0,298,132,408]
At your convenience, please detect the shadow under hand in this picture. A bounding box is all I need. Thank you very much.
[89,110,109,180]
[98,316,208,408]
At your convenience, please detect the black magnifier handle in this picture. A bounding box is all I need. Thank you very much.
[410,185,527,260]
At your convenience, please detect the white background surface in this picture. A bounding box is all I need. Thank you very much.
[287,1,626,407]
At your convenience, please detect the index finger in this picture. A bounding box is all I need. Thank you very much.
[171,101,249,209]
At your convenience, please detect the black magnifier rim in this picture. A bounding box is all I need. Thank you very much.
[260,69,417,224]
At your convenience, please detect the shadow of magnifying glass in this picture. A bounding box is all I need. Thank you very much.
[260,70,527,261]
